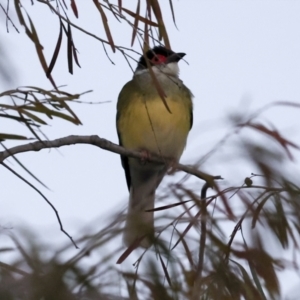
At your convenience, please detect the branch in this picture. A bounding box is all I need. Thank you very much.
[0,135,221,183]
[2,162,78,249]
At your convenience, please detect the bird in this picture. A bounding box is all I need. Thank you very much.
[116,46,193,248]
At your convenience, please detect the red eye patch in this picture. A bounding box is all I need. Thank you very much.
[151,54,167,65]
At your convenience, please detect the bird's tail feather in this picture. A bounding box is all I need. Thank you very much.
[123,166,166,248]
[124,188,155,248]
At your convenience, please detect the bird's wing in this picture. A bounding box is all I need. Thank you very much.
[116,80,137,190]
[116,114,131,190]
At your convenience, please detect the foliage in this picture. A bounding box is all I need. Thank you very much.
[0,1,300,300]
[0,86,90,141]
[1,0,174,141]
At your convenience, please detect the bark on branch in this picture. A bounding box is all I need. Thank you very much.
[0,135,221,183]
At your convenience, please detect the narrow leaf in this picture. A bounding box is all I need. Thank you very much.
[70,0,78,18]
[122,7,158,27]
[244,122,300,159]
[172,210,201,250]
[158,251,172,287]
[145,199,191,212]
[27,13,57,88]
[116,237,144,264]
[168,0,177,28]
[0,113,30,122]
[14,0,26,27]
[93,0,115,52]
[230,259,262,299]
[131,0,140,46]
[150,0,170,48]
[61,0,67,9]
[21,110,47,125]
[252,193,273,228]
[240,231,268,300]
[72,44,81,68]
[0,133,29,140]
[15,0,55,94]
[118,0,122,12]
[47,21,63,78]
[67,23,73,74]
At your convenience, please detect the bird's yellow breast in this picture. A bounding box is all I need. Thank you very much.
[117,93,191,159]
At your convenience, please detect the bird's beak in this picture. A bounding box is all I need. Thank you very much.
[166,52,186,64]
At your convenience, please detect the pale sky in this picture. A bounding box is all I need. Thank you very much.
[1,1,300,298]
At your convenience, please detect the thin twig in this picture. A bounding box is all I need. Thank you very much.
[1,162,78,249]
[0,2,20,33]
[197,183,210,276]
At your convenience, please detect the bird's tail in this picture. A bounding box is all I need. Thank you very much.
[123,166,166,248]
[124,188,155,248]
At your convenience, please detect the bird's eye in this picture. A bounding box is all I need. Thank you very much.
[151,54,166,64]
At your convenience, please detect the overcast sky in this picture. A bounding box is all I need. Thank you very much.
[1,1,300,298]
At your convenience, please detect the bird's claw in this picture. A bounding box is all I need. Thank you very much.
[140,149,151,165]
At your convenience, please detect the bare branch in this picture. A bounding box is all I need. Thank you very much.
[2,162,78,249]
[0,135,221,183]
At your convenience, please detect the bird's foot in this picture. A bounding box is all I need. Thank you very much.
[140,149,151,165]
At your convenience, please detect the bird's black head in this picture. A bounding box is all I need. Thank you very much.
[136,46,186,71]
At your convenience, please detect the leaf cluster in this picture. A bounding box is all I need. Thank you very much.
[0,1,300,300]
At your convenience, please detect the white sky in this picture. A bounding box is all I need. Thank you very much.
[1,1,300,298]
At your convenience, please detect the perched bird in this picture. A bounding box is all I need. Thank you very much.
[116,46,193,247]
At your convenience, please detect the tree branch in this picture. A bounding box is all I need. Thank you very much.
[0,135,221,183]
[1,162,78,249]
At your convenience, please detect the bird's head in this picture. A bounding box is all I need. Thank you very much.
[135,46,185,77]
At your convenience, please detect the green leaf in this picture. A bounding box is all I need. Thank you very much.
[0,133,29,140]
